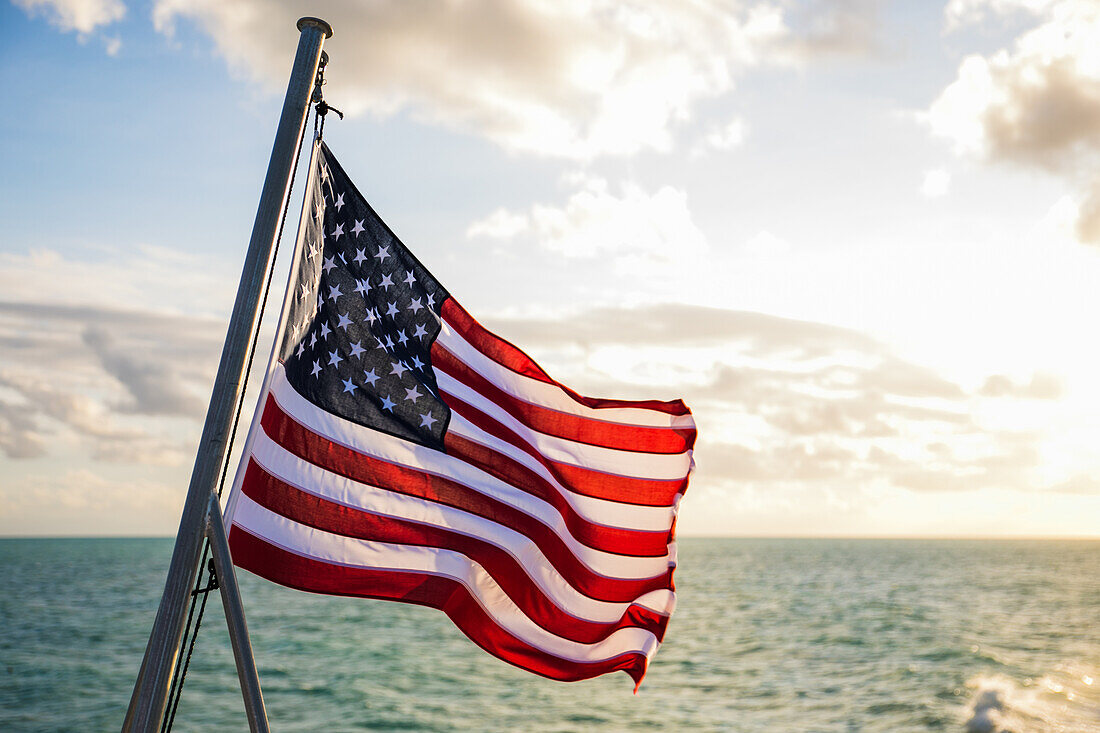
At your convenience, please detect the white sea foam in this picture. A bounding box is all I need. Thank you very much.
[964,667,1100,733]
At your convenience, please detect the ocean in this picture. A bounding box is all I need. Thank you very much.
[1,538,1096,732]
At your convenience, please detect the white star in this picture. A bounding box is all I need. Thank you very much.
[314,198,324,221]
[348,340,366,359]
[363,368,380,386]
[354,278,370,296]
[397,329,408,345]
[311,360,322,377]
[309,332,318,348]
[403,271,417,287]
[353,248,368,266]
[341,377,357,395]
[404,385,422,403]
[379,273,394,291]
[300,283,310,300]
[308,242,320,260]
[380,395,396,412]
[411,355,425,370]
[426,293,436,307]
[319,322,331,339]
[385,301,400,318]
[331,222,344,241]
[322,256,337,274]
[327,284,343,302]
[390,361,409,378]
[335,192,345,210]
[409,297,423,314]
[382,335,394,350]
[352,219,365,237]
[338,252,347,265]
[374,245,390,263]
[365,308,377,325]
[336,312,353,331]
[328,350,343,367]
[412,324,428,340]
[419,412,437,429]
[295,341,305,357]
[320,165,329,183]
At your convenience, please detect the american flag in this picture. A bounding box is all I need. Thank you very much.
[224,141,697,688]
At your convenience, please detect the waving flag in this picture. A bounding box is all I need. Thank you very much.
[224,141,696,688]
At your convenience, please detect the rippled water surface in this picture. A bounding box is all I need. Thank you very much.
[1,538,1097,731]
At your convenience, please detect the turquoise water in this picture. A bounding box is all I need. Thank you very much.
[1,538,1097,732]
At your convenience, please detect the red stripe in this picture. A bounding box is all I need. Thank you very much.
[261,397,674,602]
[230,528,649,686]
[441,430,674,554]
[442,391,688,508]
[432,344,696,455]
[242,460,669,644]
[441,299,691,417]
[262,394,670,557]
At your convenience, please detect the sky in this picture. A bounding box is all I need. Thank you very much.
[2,0,1099,538]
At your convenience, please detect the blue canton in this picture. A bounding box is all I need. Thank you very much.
[280,143,451,449]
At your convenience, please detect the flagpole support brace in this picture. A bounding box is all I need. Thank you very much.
[205,494,268,733]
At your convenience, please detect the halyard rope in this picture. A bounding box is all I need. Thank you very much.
[161,86,322,731]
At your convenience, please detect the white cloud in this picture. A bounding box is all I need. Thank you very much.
[943,0,1056,29]
[929,0,1100,241]
[701,116,749,153]
[920,168,952,198]
[0,243,238,469]
[149,1,806,158]
[744,230,790,257]
[467,175,708,271]
[0,302,221,464]
[465,208,529,241]
[14,0,125,35]
[0,244,235,316]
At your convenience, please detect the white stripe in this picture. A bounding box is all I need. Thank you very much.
[267,367,674,579]
[233,495,662,664]
[267,364,674,532]
[446,409,681,529]
[437,370,691,481]
[436,320,696,431]
[250,431,676,621]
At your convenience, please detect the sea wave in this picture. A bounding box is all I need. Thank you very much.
[964,665,1100,733]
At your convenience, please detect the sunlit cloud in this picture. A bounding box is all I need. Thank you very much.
[149,0,885,159]
[929,0,1100,242]
[0,244,235,315]
[979,373,1063,400]
[779,0,885,60]
[13,0,126,54]
[920,168,951,198]
[466,175,708,272]
[480,303,1089,512]
[696,117,749,155]
[13,0,125,34]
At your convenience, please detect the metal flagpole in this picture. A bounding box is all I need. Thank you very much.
[124,17,332,732]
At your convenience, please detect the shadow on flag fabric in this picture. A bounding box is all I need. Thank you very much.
[223,140,697,689]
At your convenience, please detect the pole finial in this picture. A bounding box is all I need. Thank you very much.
[297,17,333,38]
